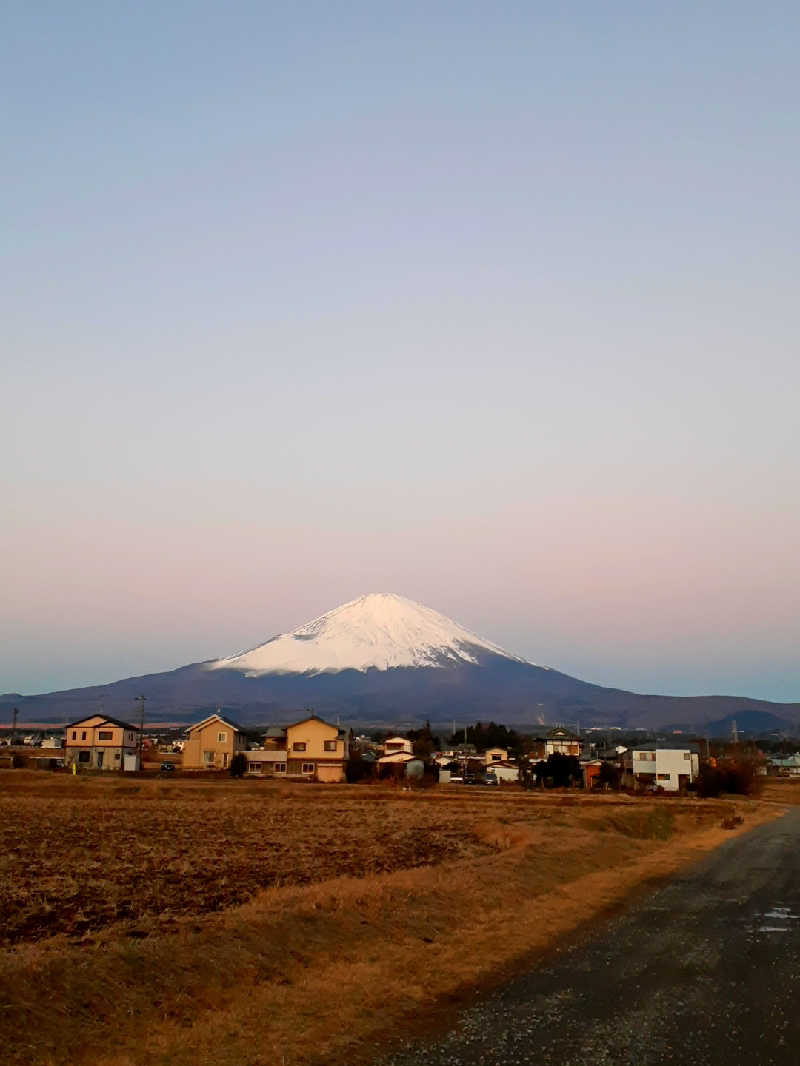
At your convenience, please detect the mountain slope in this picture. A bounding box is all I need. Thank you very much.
[208,593,528,675]
[4,593,800,730]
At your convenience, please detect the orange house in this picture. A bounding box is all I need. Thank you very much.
[182,713,248,771]
[285,715,349,782]
[64,715,139,771]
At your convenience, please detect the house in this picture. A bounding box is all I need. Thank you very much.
[484,747,508,766]
[623,744,700,792]
[544,727,583,757]
[768,754,800,777]
[285,714,349,782]
[262,725,288,748]
[182,713,248,771]
[63,715,139,771]
[383,736,413,756]
[485,760,519,783]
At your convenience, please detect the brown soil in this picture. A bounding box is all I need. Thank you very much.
[0,772,782,1066]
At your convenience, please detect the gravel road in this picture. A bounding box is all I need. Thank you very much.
[378,808,800,1066]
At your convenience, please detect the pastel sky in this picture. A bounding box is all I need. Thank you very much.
[3,2,799,701]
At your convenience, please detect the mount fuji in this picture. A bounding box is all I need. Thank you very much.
[5,593,800,731]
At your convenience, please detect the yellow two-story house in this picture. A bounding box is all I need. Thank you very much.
[182,712,248,770]
[64,714,139,771]
[286,714,349,782]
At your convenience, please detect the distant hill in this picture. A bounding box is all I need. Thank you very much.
[4,593,799,731]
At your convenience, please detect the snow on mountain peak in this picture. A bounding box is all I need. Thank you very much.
[208,593,529,677]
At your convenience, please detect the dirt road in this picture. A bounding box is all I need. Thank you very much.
[380,807,800,1065]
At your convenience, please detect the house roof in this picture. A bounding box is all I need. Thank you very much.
[377,751,415,763]
[65,715,137,731]
[545,727,580,741]
[631,742,701,753]
[287,713,339,731]
[185,712,244,735]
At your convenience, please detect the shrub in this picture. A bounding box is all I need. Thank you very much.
[697,758,760,798]
[229,753,247,779]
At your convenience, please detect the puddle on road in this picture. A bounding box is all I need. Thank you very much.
[748,904,800,936]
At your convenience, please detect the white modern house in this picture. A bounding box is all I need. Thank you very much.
[625,746,700,792]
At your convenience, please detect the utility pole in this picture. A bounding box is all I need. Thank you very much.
[135,695,147,771]
[11,707,18,746]
[731,719,738,746]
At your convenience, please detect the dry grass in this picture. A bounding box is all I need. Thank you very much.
[0,772,782,1066]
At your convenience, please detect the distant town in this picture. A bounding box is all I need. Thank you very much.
[3,709,799,796]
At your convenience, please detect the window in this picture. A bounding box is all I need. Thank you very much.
[248,762,261,773]
[217,732,227,743]
[71,731,76,740]
[657,773,671,781]
[636,752,656,762]
[114,753,120,760]
[274,763,286,773]
[683,752,691,760]
[81,731,87,740]
[323,740,337,752]
[301,762,315,774]
[203,750,214,764]
[78,751,90,763]
[293,742,307,752]
[98,730,113,741]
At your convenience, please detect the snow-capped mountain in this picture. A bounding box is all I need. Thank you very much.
[208,593,530,676]
[6,593,800,731]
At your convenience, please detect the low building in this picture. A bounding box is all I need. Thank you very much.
[484,747,508,765]
[768,754,800,777]
[486,760,519,783]
[245,749,288,776]
[182,713,248,771]
[286,714,349,782]
[64,715,139,771]
[623,745,699,792]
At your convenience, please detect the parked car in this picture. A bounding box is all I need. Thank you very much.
[159,761,176,773]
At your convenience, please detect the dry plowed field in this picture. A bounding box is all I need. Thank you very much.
[1,776,493,944]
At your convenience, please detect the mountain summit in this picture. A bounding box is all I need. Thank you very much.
[209,593,528,676]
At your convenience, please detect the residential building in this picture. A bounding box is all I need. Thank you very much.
[768,754,800,777]
[484,747,508,765]
[544,727,582,758]
[383,736,413,756]
[63,715,139,771]
[182,713,248,771]
[485,760,519,783]
[624,745,700,792]
[286,714,349,782]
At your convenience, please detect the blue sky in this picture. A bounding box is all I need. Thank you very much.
[3,2,799,700]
